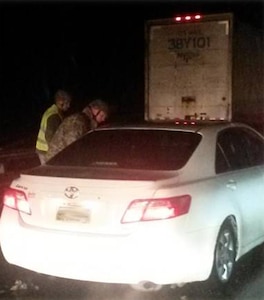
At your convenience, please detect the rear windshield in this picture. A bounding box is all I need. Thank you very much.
[47,129,201,171]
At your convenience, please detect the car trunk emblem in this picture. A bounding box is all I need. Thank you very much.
[64,186,79,199]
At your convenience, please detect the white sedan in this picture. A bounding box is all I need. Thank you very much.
[0,122,264,292]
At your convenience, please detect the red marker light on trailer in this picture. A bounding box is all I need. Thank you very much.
[174,14,202,22]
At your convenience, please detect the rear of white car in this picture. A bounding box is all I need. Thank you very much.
[1,123,263,291]
[0,171,218,286]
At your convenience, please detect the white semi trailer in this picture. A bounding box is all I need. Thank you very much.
[144,13,264,131]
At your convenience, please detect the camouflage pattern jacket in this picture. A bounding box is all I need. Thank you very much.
[45,111,97,162]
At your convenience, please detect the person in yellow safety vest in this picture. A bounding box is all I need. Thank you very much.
[36,89,72,164]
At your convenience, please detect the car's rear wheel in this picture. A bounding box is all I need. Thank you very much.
[210,222,236,286]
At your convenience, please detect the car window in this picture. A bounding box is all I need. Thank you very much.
[47,129,202,171]
[216,127,264,173]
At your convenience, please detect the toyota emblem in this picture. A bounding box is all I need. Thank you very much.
[64,186,79,199]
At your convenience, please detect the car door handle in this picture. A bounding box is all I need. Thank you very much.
[226,180,237,190]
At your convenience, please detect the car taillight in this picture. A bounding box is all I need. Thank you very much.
[121,195,191,223]
[3,188,31,215]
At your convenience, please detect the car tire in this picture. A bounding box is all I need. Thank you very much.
[209,221,236,288]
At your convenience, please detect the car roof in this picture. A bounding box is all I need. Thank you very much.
[97,121,253,134]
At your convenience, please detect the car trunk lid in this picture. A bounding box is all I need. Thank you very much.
[12,166,178,234]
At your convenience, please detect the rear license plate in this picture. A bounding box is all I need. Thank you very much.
[56,206,90,223]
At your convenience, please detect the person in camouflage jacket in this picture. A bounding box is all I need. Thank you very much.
[45,99,109,162]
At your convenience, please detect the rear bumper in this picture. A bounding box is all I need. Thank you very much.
[0,208,216,286]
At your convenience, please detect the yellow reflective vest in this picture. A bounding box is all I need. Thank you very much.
[36,104,61,152]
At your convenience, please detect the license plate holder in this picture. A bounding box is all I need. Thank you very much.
[56,206,90,223]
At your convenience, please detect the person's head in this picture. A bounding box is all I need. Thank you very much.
[87,99,109,124]
[54,90,71,112]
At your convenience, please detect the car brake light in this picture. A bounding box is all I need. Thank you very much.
[3,188,31,215]
[121,195,191,223]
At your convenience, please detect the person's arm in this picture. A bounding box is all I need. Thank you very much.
[45,114,61,144]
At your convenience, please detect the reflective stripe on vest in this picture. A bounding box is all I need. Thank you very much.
[36,104,60,152]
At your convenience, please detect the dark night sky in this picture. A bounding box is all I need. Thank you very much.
[0,0,263,139]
